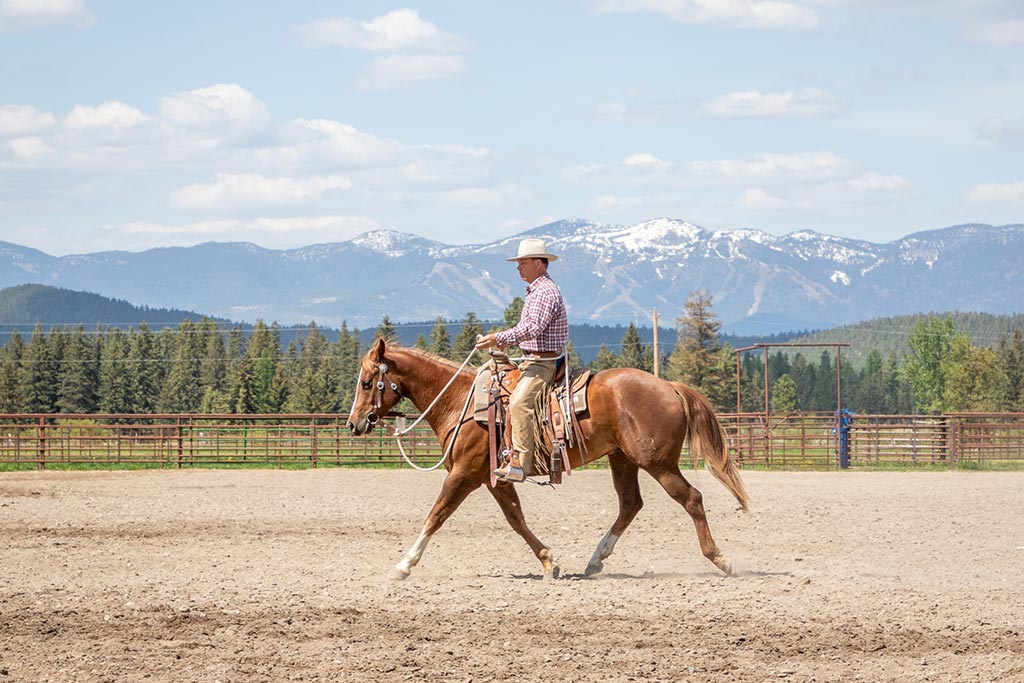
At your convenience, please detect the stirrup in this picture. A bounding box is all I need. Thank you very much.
[493,463,526,483]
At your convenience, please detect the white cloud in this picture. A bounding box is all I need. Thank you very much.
[295,9,468,52]
[977,115,1024,149]
[172,174,352,213]
[0,0,95,33]
[256,118,406,169]
[354,54,464,91]
[0,105,56,136]
[966,20,1024,44]
[690,151,853,180]
[438,184,533,210]
[7,136,56,162]
[159,84,269,132]
[965,181,1024,205]
[562,153,678,186]
[64,101,149,131]
[739,188,789,210]
[596,0,820,31]
[106,215,380,249]
[572,151,914,226]
[697,88,842,118]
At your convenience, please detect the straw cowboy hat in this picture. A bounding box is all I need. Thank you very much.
[507,237,558,262]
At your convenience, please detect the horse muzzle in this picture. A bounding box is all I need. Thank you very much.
[347,411,379,436]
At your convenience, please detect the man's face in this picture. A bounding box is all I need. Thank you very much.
[516,257,544,283]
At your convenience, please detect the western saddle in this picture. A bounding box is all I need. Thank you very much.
[472,351,591,486]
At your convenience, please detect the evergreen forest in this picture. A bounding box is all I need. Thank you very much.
[1,289,1021,417]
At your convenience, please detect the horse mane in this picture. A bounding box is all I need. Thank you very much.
[362,337,474,375]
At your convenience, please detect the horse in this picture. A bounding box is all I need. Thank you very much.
[346,338,749,580]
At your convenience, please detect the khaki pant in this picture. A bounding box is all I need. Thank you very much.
[508,359,556,474]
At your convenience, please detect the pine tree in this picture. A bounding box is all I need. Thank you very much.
[98,328,133,414]
[771,374,798,413]
[18,324,58,413]
[57,326,98,413]
[618,323,650,371]
[591,343,619,371]
[428,317,452,359]
[376,315,396,340]
[160,320,203,413]
[335,321,361,413]
[452,312,483,361]
[286,323,339,413]
[565,340,583,370]
[0,330,24,413]
[504,297,524,328]
[198,318,227,404]
[128,324,161,414]
[665,290,730,405]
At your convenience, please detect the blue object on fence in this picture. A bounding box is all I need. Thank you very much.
[835,409,854,469]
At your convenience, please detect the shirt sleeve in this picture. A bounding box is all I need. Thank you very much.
[495,283,558,348]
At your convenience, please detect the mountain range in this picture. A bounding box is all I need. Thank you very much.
[1,219,1021,332]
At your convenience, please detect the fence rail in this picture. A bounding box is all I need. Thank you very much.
[2,412,1023,470]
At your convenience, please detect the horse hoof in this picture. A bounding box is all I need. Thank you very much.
[387,567,411,581]
[584,560,604,577]
[715,557,733,577]
[544,564,561,580]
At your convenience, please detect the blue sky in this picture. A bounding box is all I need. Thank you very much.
[1,0,1023,255]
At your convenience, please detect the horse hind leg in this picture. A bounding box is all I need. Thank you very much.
[489,483,560,579]
[651,465,733,576]
[585,454,643,577]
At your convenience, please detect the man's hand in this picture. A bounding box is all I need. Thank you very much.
[475,333,499,350]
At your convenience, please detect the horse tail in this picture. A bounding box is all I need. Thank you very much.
[670,382,750,512]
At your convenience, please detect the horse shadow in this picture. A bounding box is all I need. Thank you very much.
[505,568,795,581]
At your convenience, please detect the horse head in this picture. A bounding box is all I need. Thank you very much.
[347,337,405,435]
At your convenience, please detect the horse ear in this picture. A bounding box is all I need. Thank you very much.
[371,337,387,362]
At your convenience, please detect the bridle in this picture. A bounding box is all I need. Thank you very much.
[357,362,403,427]
[350,347,481,472]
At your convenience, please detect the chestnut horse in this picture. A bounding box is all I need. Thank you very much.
[347,338,749,580]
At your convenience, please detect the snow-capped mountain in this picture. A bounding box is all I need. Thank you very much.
[1,219,1021,332]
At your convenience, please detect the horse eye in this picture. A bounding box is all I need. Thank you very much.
[361,380,372,390]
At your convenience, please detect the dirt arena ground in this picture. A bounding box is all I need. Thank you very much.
[1,468,1022,683]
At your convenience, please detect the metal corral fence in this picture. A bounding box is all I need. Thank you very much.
[1,412,1023,470]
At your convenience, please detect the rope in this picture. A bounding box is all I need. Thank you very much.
[390,347,480,472]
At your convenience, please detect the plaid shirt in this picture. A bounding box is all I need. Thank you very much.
[496,274,568,353]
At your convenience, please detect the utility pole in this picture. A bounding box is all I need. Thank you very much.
[652,308,660,378]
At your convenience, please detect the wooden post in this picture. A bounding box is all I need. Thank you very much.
[652,308,660,378]
[37,415,46,470]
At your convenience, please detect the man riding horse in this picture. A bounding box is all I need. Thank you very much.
[475,237,568,483]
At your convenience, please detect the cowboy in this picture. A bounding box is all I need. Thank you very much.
[475,237,569,483]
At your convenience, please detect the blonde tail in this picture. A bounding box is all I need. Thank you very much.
[671,382,749,511]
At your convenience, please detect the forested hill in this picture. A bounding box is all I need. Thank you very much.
[1,284,802,363]
[0,284,222,331]
[793,312,1024,366]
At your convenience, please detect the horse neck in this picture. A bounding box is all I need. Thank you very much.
[392,350,473,436]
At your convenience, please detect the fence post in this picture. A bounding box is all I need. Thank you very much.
[948,415,959,467]
[37,415,46,470]
[176,417,184,469]
[311,416,318,468]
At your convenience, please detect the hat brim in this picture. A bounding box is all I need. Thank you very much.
[507,253,558,262]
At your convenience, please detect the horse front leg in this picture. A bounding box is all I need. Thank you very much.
[489,483,560,579]
[389,469,480,581]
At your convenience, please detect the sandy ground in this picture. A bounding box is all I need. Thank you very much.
[1,467,1023,683]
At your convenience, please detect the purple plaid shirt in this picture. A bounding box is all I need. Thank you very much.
[495,274,568,353]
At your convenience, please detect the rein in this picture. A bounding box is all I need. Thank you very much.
[361,347,481,472]
[356,345,568,474]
